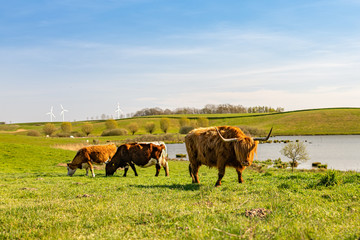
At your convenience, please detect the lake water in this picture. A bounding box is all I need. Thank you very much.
[167,135,360,172]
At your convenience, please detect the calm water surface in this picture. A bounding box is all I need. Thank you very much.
[167,135,360,171]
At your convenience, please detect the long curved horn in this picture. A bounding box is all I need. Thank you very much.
[253,127,273,141]
[215,127,238,142]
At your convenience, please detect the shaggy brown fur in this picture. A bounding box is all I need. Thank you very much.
[67,144,117,177]
[185,126,258,187]
[106,143,168,177]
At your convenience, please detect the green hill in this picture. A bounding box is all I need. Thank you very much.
[2,108,360,137]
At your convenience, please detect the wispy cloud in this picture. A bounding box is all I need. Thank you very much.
[2,0,360,122]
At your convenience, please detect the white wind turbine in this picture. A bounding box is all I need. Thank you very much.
[46,106,56,122]
[60,104,68,122]
[115,102,123,119]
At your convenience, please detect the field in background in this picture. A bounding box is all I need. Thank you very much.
[1,108,360,239]
[2,108,360,137]
[0,129,359,239]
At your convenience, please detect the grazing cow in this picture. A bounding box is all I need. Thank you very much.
[67,144,117,177]
[185,126,272,187]
[138,141,169,175]
[105,142,168,177]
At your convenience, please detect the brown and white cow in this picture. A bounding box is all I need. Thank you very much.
[67,144,117,177]
[105,142,168,177]
[185,126,272,187]
[138,141,169,175]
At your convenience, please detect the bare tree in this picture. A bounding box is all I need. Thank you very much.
[61,122,72,133]
[281,142,309,171]
[179,117,190,127]
[43,123,57,136]
[160,118,171,133]
[144,122,156,134]
[105,119,118,130]
[128,122,139,135]
[81,123,93,136]
[197,117,209,127]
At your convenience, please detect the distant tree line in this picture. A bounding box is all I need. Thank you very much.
[133,104,284,117]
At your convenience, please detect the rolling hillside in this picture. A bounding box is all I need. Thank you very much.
[2,108,360,137]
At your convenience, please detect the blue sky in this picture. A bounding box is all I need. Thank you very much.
[1,0,360,123]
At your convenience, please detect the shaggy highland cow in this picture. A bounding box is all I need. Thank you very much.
[185,126,272,187]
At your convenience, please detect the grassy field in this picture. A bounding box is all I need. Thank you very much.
[3,108,360,136]
[0,134,359,239]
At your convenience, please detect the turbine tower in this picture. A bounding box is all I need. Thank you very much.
[115,102,123,119]
[60,104,68,122]
[46,106,56,122]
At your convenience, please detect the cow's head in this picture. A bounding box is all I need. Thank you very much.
[67,163,79,176]
[105,159,127,176]
[216,127,272,166]
[105,161,118,176]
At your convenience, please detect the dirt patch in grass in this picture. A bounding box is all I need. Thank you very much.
[53,143,91,151]
[0,128,27,134]
[76,194,94,198]
[20,187,38,191]
[245,208,271,218]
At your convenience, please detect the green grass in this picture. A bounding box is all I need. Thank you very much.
[0,134,359,239]
[3,108,360,136]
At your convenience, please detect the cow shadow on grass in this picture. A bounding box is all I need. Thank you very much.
[130,183,200,191]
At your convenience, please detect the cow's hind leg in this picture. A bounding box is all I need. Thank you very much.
[123,165,129,177]
[163,162,169,176]
[87,162,95,177]
[189,163,200,184]
[129,162,138,176]
[155,164,161,177]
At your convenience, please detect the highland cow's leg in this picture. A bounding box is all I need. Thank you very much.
[215,165,226,187]
[155,164,161,177]
[129,162,138,176]
[190,163,200,184]
[236,168,244,183]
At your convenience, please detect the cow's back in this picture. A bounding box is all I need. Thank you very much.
[185,126,244,167]
[128,144,153,166]
[88,145,117,161]
[72,144,117,165]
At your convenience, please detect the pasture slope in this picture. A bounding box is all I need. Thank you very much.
[3,107,360,136]
[0,137,359,238]
[0,108,359,239]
